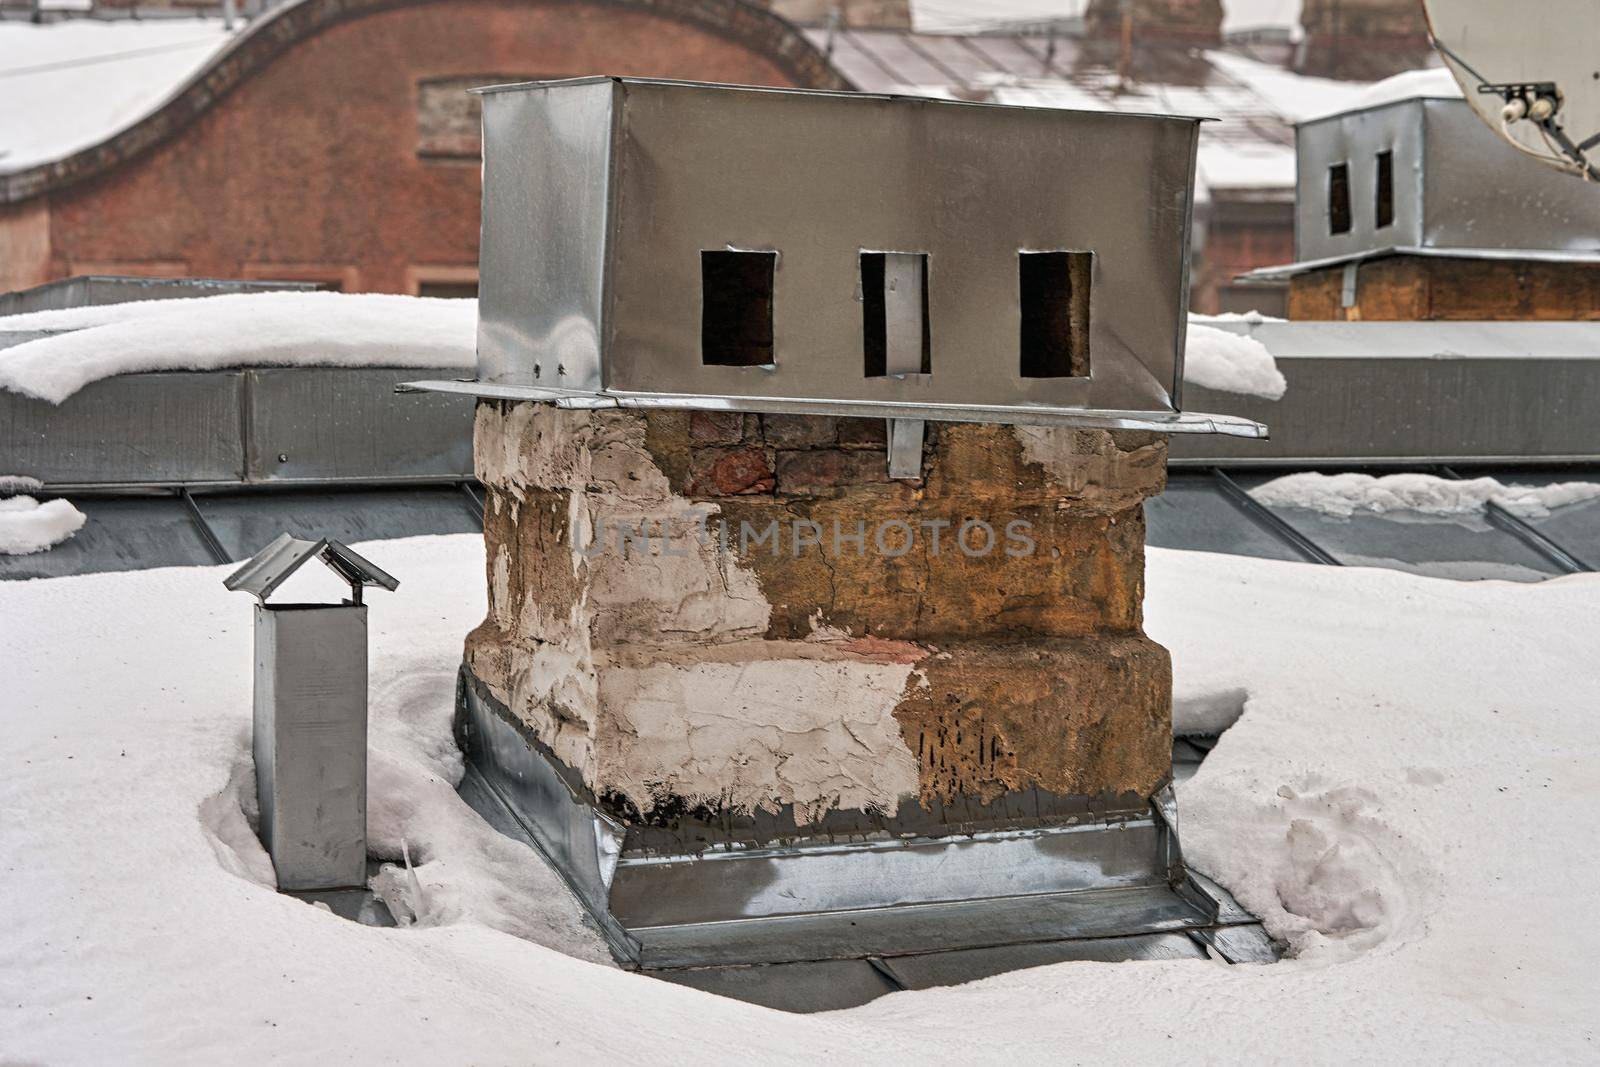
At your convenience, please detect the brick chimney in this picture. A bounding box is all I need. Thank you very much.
[1084,0,1224,45]
[1298,0,1434,81]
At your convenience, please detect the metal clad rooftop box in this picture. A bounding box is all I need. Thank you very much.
[1294,96,1600,266]
[467,77,1227,429]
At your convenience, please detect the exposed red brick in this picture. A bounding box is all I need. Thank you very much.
[688,410,744,446]
[688,447,775,496]
[762,413,837,448]
[836,416,888,448]
[774,448,888,495]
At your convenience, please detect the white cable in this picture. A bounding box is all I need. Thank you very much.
[1500,114,1585,175]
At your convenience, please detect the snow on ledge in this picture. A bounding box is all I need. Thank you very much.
[0,292,476,404]
[1252,471,1600,518]
[0,293,1290,409]
[1183,320,1288,400]
[1303,66,1462,123]
[0,494,85,554]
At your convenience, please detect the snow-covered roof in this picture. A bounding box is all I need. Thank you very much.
[909,0,1089,35]
[7,527,1600,1053]
[1,10,1436,206]
[0,18,237,173]
[1305,65,1464,122]
[808,27,1387,200]
[0,0,844,200]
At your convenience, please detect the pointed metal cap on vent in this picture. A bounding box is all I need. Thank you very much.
[223,531,398,604]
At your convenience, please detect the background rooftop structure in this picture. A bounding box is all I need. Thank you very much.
[0,0,1440,313]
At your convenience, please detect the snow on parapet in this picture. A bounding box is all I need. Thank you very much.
[2,294,1292,408]
[1253,471,1600,518]
[0,495,85,555]
[1183,321,1288,400]
[0,292,476,404]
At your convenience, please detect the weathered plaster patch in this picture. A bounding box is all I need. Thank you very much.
[1011,426,1167,511]
[595,655,922,824]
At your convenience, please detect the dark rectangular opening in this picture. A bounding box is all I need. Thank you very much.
[1374,150,1395,230]
[861,252,931,377]
[1019,250,1091,378]
[1328,162,1352,235]
[418,280,479,299]
[701,250,776,367]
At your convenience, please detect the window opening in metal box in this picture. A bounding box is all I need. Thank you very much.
[1375,150,1395,230]
[861,252,931,377]
[1328,163,1353,235]
[701,250,777,367]
[1019,250,1092,378]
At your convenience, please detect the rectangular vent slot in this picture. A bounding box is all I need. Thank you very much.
[701,250,776,367]
[1375,150,1395,230]
[1329,162,1353,235]
[1019,250,1092,378]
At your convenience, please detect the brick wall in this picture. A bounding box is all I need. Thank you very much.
[0,0,832,293]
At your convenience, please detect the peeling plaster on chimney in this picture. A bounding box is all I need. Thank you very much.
[472,402,928,821]
[1011,426,1168,512]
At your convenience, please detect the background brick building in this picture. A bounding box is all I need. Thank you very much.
[0,0,1437,310]
[0,0,844,294]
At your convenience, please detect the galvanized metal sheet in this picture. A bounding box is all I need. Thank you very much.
[475,78,613,392]
[253,603,368,891]
[1421,98,1600,252]
[245,368,474,484]
[1169,322,1600,465]
[456,672,633,946]
[404,376,1267,436]
[0,367,473,489]
[652,959,899,1013]
[477,78,1200,418]
[1294,97,1600,264]
[611,820,1167,929]
[224,531,399,602]
[0,372,244,486]
[0,275,316,317]
[456,665,1246,971]
[881,252,927,376]
[882,932,1208,990]
[633,882,1214,970]
[1190,923,1278,964]
[1295,98,1426,264]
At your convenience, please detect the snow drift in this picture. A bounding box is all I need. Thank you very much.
[1253,471,1600,518]
[1183,322,1288,400]
[0,292,476,403]
[0,494,85,554]
[3,535,1597,1061]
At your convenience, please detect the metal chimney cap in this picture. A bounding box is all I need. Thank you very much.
[223,532,399,603]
